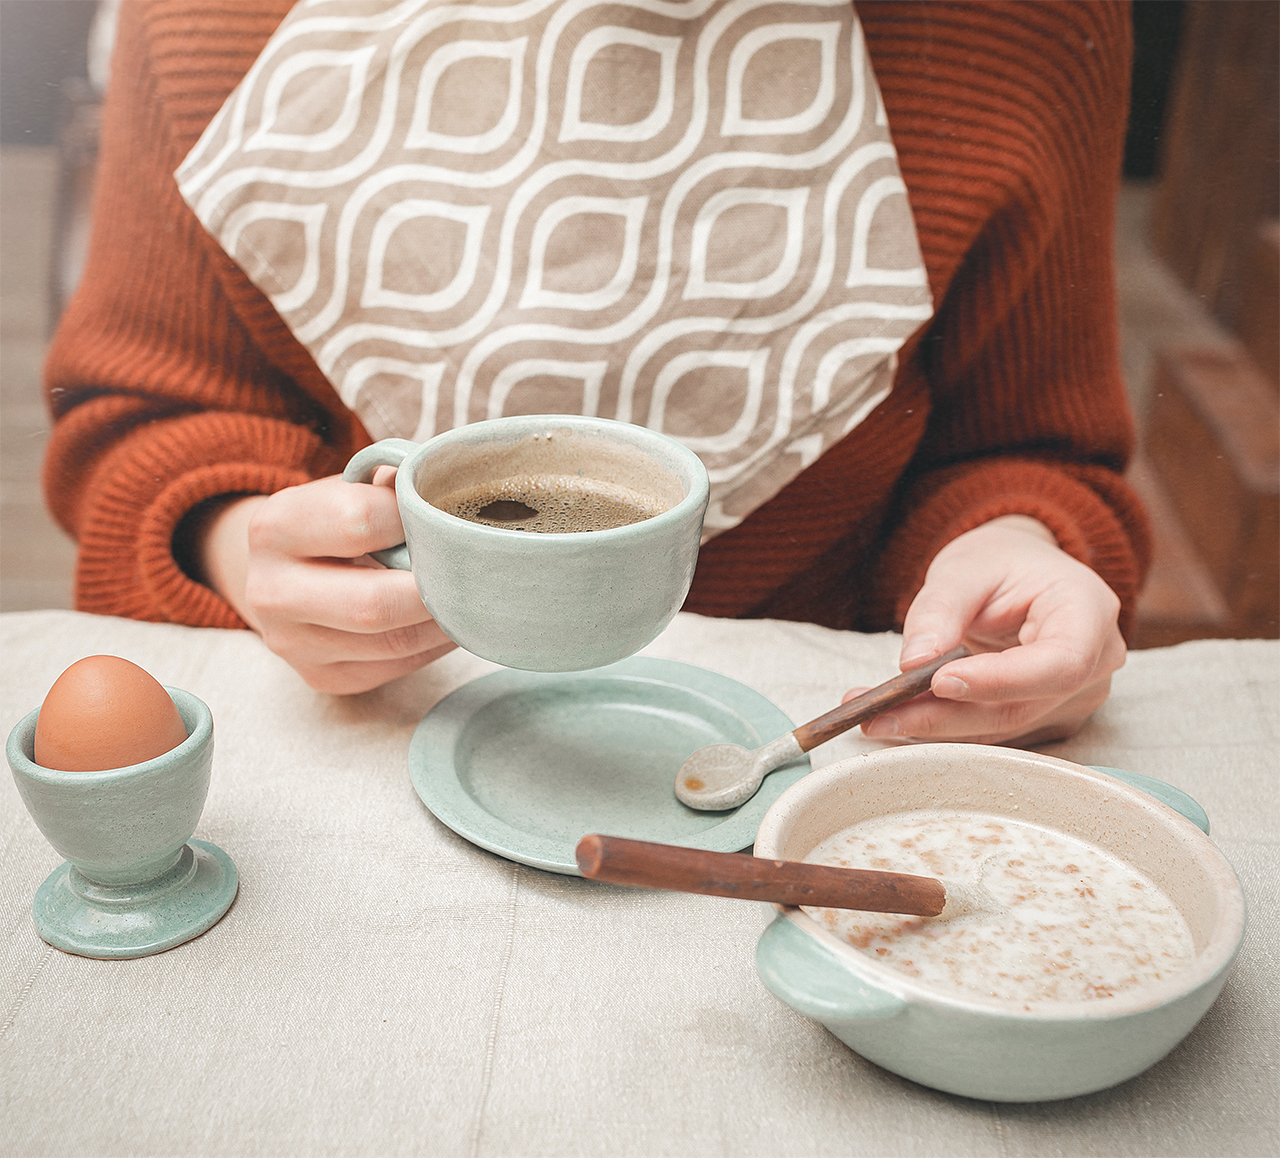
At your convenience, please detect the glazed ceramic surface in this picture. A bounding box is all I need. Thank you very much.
[7,689,238,958]
[753,745,1245,1102]
[343,415,709,672]
[409,657,808,873]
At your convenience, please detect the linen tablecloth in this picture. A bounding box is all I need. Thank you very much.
[2,610,1276,1157]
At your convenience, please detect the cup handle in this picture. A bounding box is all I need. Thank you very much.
[1087,766,1211,834]
[756,914,906,1022]
[342,439,419,572]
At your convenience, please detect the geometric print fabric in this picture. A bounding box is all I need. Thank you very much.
[177,0,932,534]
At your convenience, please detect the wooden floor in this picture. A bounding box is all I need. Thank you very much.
[1111,184,1246,648]
[0,144,1259,644]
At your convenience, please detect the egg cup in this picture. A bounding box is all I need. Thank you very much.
[6,688,238,959]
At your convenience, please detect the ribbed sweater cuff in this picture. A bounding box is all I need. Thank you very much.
[74,412,342,628]
[870,460,1145,640]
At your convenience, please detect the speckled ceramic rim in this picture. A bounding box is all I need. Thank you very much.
[6,688,212,784]
[398,413,710,541]
[754,744,1246,1021]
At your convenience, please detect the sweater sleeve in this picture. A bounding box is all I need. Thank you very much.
[42,1,365,628]
[861,0,1151,640]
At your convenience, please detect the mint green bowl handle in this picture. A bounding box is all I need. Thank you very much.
[342,438,419,572]
[1088,766,1210,834]
[756,913,906,1022]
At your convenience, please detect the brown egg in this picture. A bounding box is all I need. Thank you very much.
[33,656,190,772]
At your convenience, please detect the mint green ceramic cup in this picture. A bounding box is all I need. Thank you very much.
[343,416,710,672]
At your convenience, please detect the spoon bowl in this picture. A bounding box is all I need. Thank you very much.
[675,646,970,810]
[675,733,805,811]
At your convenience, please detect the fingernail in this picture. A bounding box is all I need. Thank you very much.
[863,714,901,738]
[900,635,938,666]
[934,675,969,699]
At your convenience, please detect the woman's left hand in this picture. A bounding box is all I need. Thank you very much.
[851,515,1127,745]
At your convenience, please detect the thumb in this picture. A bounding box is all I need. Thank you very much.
[898,560,996,668]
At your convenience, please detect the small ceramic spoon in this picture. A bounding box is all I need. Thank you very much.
[675,645,971,811]
[576,834,996,918]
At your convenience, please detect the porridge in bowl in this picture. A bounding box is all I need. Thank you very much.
[802,810,1196,1009]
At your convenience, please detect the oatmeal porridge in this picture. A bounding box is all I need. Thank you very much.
[802,811,1195,1008]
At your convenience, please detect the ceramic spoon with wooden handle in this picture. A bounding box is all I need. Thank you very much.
[675,645,971,811]
[576,834,997,918]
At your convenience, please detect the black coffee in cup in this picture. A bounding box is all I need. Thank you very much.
[435,474,669,533]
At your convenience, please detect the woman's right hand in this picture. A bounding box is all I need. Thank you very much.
[195,472,456,694]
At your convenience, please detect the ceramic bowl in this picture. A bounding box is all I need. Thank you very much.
[753,745,1245,1102]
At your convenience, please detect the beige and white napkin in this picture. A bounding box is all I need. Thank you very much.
[177,0,932,534]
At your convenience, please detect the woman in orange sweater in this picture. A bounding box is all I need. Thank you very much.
[43,1,1147,743]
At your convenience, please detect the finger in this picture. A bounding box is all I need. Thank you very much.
[898,568,1002,668]
[863,675,1112,745]
[862,693,1044,744]
[926,635,1118,706]
[265,615,455,667]
[296,642,459,696]
[840,686,871,704]
[931,583,1124,703]
[251,475,407,559]
[249,560,433,635]
[876,690,1110,746]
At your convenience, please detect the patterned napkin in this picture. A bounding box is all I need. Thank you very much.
[177,0,932,534]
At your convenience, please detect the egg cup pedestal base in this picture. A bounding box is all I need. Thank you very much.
[32,839,238,959]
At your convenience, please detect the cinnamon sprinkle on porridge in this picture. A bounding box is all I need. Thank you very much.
[802,812,1195,1008]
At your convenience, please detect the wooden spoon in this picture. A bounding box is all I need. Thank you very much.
[675,645,971,811]
[576,834,953,916]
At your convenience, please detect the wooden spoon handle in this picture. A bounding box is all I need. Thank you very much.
[792,644,971,753]
[576,835,946,916]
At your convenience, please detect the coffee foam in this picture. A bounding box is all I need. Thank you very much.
[414,427,689,516]
[435,473,668,533]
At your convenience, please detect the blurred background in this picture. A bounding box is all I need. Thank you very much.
[1,0,1276,645]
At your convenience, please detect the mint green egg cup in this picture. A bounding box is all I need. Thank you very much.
[7,689,238,959]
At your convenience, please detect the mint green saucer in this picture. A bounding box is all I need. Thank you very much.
[409,657,808,874]
[32,839,238,959]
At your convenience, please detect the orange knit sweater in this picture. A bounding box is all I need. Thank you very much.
[43,0,1150,637]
